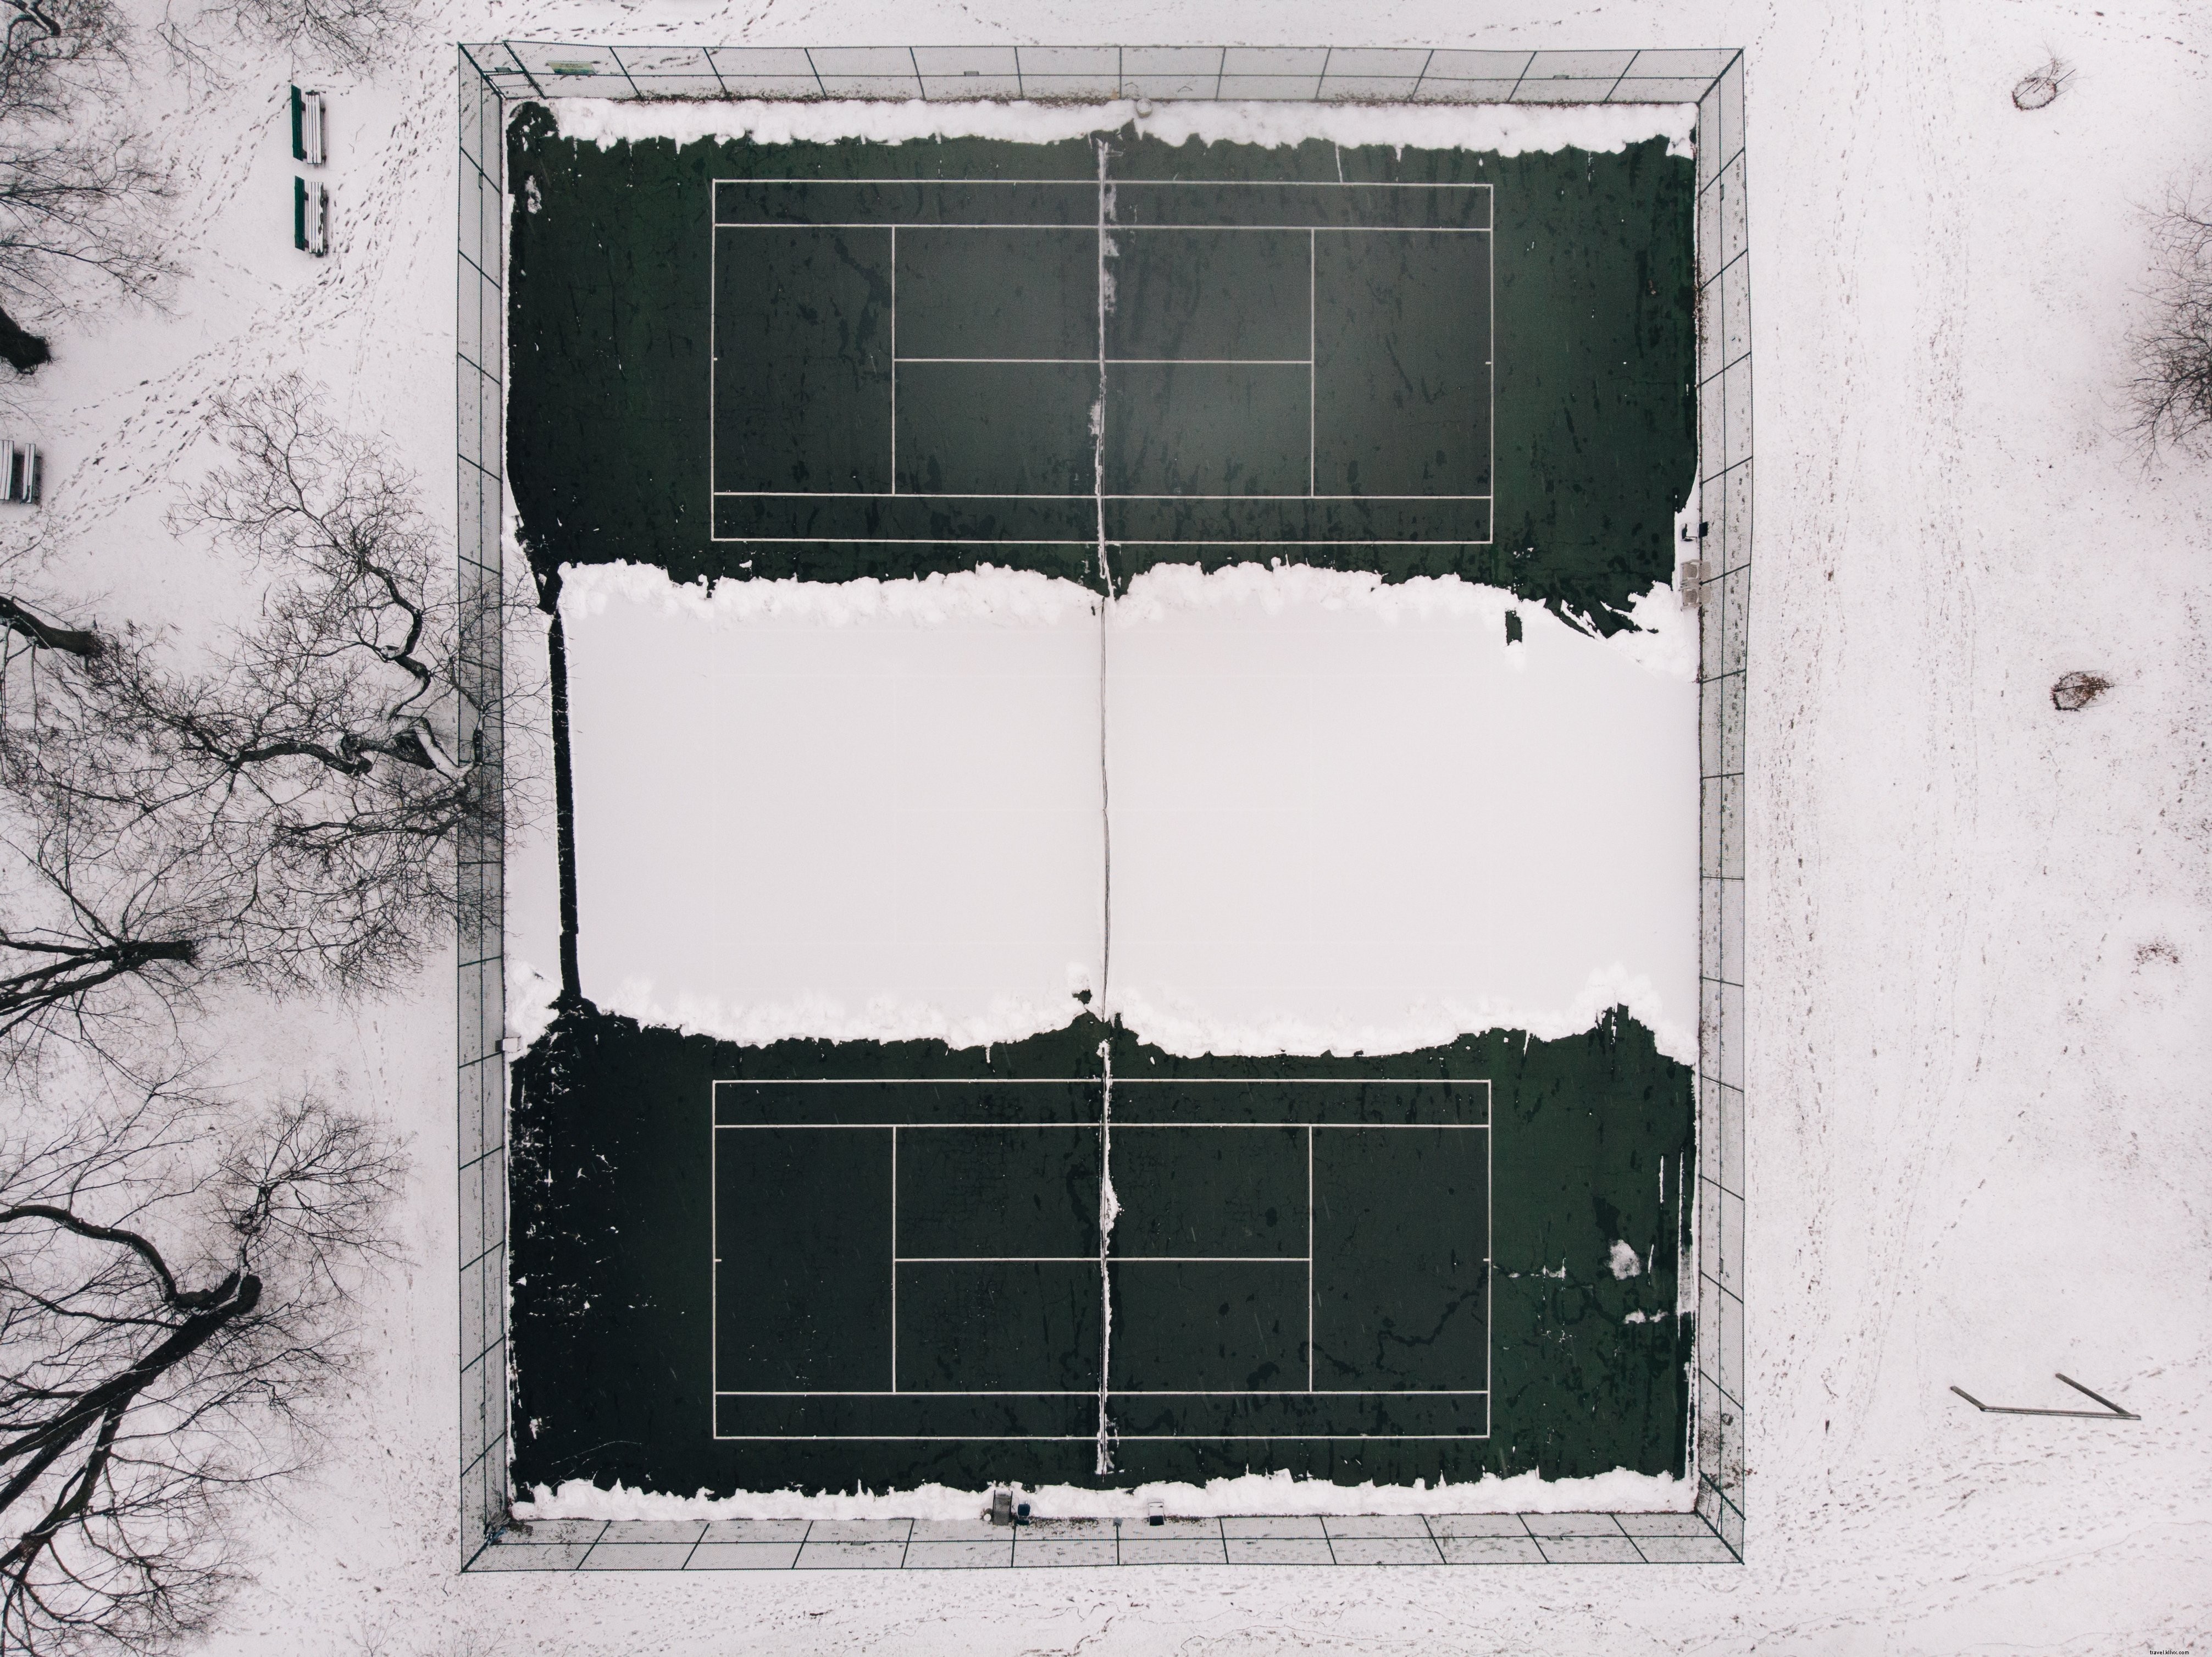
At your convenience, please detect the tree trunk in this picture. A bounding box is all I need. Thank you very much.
[0,595,100,658]
[0,304,49,375]
[0,1272,261,1518]
[0,936,200,1023]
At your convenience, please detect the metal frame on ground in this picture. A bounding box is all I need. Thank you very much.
[454,39,1750,1571]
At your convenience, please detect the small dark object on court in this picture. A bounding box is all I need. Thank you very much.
[2051,670,2111,711]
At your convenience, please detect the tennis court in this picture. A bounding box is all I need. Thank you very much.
[502,114,1699,1503]
[709,168,1492,568]
[712,1077,1489,1453]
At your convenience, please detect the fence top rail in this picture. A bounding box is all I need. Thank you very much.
[458,42,1742,104]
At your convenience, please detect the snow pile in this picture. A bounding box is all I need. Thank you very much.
[559,558,1095,629]
[517,1465,1690,1523]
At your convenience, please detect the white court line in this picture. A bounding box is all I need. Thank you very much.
[709,1083,718,1441]
[707,203,1494,530]
[711,490,1492,499]
[716,222,1493,234]
[888,224,896,496]
[717,1389,1487,1398]
[707,195,717,555]
[1116,1433,1488,1441]
[1115,1121,1487,1129]
[712,1082,1493,1430]
[1489,179,1498,525]
[716,178,1494,189]
[894,357,1314,365]
[709,538,1494,547]
[889,1123,898,1392]
[716,1122,1092,1130]
[894,1256,1311,1265]
[716,1123,1488,1130]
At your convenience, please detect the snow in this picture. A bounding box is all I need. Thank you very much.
[552,560,1105,1049]
[553,93,1697,158]
[25,0,2212,1652]
[1105,563,1697,1062]
[516,1464,1689,1524]
[550,559,1695,1061]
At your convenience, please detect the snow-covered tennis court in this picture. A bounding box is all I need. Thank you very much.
[545,559,1695,1061]
[496,99,1703,1512]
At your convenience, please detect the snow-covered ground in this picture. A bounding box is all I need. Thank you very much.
[15,0,2212,1652]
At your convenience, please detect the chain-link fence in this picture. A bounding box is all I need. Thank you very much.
[454,40,1750,1570]
[454,48,508,1566]
[1690,49,1749,1561]
[463,43,1738,106]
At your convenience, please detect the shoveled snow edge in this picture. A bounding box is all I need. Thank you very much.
[548,96,1696,159]
[515,1465,1691,1523]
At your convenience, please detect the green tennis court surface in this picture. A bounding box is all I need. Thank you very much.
[511,1014,1688,1493]
[506,113,1692,618]
[709,175,1492,563]
[502,115,1699,1500]
[712,1077,1488,1444]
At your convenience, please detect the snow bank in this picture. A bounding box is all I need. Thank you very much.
[1110,560,1699,682]
[515,1465,1690,1523]
[551,96,1695,160]
[561,558,1095,629]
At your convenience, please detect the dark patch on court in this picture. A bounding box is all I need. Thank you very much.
[508,1005,1692,1498]
[505,108,1695,633]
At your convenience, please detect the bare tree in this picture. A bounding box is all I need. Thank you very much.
[0,1067,401,1655]
[0,734,236,1054]
[0,376,542,1054]
[0,376,452,1653]
[2126,182,2212,456]
[174,0,414,75]
[0,1,128,124]
[0,599,96,661]
[0,136,169,331]
[0,0,168,372]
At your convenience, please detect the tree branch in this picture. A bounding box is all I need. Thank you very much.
[0,595,100,659]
